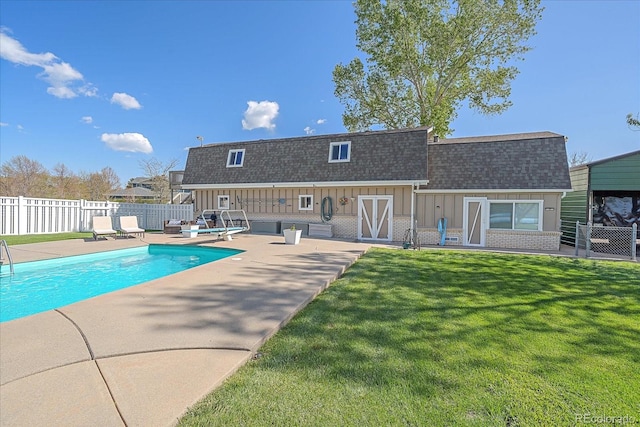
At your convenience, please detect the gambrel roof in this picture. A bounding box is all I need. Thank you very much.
[182,128,572,191]
[182,127,430,188]
[425,132,572,190]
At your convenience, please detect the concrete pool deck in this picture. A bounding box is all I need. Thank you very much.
[0,233,371,426]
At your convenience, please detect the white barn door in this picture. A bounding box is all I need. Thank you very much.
[358,196,393,241]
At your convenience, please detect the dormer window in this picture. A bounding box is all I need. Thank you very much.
[227,149,245,167]
[328,141,351,163]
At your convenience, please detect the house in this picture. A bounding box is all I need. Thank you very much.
[560,150,640,244]
[107,186,156,201]
[108,177,156,201]
[180,127,572,250]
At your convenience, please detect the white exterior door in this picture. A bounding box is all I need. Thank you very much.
[358,196,393,241]
[463,197,487,246]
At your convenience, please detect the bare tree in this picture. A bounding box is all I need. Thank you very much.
[0,155,49,197]
[50,163,83,199]
[81,167,121,200]
[569,151,591,167]
[138,158,179,203]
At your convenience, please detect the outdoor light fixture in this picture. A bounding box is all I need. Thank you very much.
[196,135,204,147]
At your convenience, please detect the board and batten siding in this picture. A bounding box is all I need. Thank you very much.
[415,192,563,232]
[192,186,414,218]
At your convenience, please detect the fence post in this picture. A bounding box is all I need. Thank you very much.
[632,223,637,262]
[574,221,580,257]
[18,196,27,235]
[585,222,592,258]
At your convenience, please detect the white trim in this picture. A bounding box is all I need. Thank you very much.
[415,188,571,194]
[358,195,393,241]
[328,141,351,163]
[217,195,230,209]
[463,197,487,247]
[298,195,313,210]
[226,149,245,168]
[182,180,427,190]
[488,199,544,232]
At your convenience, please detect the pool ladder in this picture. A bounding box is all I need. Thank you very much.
[0,240,14,275]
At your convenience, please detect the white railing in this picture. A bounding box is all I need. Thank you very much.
[0,196,194,235]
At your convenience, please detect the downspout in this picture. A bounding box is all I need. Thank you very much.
[411,183,416,236]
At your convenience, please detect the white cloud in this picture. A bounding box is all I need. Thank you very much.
[304,126,315,135]
[110,92,142,110]
[0,122,8,127]
[78,84,98,97]
[101,132,153,153]
[242,100,279,131]
[316,119,327,125]
[0,29,88,99]
[81,116,93,124]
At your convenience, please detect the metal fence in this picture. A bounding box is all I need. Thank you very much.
[0,196,193,235]
[573,221,637,261]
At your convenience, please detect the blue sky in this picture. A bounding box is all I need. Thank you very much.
[1,0,639,187]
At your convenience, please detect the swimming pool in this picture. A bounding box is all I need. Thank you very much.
[0,244,242,323]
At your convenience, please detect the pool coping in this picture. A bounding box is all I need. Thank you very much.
[0,233,371,426]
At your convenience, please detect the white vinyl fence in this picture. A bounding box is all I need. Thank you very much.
[0,196,194,235]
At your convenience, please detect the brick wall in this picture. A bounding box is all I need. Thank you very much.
[486,230,561,251]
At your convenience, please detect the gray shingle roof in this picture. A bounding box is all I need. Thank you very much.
[182,128,572,191]
[426,132,572,190]
[182,127,430,186]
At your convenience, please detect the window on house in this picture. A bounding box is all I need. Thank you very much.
[218,195,230,210]
[299,195,313,210]
[227,149,245,167]
[489,201,541,231]
[328,141,351,163]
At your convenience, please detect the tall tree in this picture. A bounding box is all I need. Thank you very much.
[333,0,543,136]
[627,113,640,131]
[138,158,179,203]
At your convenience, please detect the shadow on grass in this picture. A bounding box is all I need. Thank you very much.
[253,249,640,403]
[178,248,640,425]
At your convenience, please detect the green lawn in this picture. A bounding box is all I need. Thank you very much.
[0,232,94,245]
[179,248,640,426]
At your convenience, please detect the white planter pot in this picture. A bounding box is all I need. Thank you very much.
[283,229,302,245]
[181,224,200,238]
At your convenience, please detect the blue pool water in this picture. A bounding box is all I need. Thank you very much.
[0,244,242,322]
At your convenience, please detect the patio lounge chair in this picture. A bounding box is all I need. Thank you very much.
[118,216,145,238]
[92,216,117,240]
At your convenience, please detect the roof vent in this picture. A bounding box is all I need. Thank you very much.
[433,135,439,143]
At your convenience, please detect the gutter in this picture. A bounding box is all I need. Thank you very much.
[182,180,429,190]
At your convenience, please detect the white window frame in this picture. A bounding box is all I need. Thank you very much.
[298,195,313,211]
[328,141,351,163]
[227,149,245,167]
[218,195,230,210]
[488,200,543,231]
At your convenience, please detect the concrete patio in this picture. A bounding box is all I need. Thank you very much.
[0,233,371,426]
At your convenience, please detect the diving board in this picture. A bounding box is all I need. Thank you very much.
[182,210,250,240]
